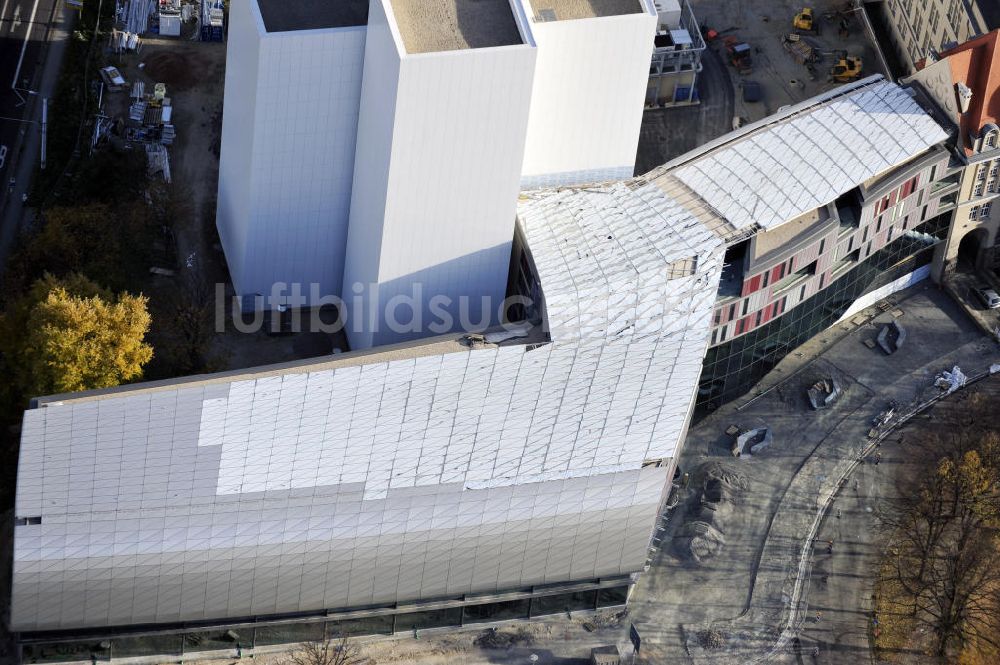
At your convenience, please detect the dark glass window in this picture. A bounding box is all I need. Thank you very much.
[463,599,531,624]
[255,622,324,647]
[332,615,394,637]
[597,585,630,608]
[530,590,597,617]
[393,608,462,633]
[112,635,184,658]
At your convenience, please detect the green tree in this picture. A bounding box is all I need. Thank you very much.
[2,273,153,397]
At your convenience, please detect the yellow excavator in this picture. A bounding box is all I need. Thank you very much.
[793,8,820,35]
[829,55,863,83]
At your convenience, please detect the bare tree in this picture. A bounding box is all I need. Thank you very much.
[883,445,1000,658]
[287,634,366,665]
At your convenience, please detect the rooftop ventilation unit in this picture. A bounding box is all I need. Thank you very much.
[654,0,682,30]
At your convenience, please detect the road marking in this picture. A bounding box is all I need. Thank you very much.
[0,1,11,34]
[11,0,39,90]
[11,4,20,30]
[0,144,7,170]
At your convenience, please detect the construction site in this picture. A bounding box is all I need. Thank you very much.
[638,0,887,170]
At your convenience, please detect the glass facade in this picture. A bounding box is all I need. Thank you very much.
[20,584,631,663]
[696,215,949,416]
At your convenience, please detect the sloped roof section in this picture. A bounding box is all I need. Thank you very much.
[938,29,1000,154]
[519,182,722,342]
[672,78,948,231]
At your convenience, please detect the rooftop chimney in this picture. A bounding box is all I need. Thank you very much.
[956,82,973,113]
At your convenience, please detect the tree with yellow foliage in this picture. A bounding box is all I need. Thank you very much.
[1,273,153,398]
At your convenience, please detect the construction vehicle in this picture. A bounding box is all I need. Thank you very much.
[793,8,820,35]
[724,36,753,75]
[829,55,862,82]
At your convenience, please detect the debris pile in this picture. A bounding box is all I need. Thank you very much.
[146,144,171,183]
[732,426,772,457]
[935,366,967,395]
[117,0,157,34]
[675,465,749,563]
[127,82,175,145]
[472,627,534,649]
[807,377,842,410]
[877,320,907,355]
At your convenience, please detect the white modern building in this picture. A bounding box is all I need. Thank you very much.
[517,1,657,188]
[13,171,724,645]
[344,0,537,349]
[216,0,369,307]
[13,76,957,662]
[216,0,660,347]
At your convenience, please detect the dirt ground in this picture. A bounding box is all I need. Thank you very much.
[160,615,629,665]
[103,35,340,372]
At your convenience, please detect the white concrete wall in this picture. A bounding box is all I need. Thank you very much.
[216,3,366,305]
[518,7,657,188]
[216,0,263,296]
[345,0,537,349]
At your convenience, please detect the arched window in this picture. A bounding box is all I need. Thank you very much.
[982,124,1000,150]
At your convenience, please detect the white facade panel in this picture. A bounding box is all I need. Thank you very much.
[215,0,263,294]
[216,5,366,304]
[519,8,657,188]
[345,0,537,349]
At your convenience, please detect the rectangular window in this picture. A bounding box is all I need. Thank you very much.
[719,326,727,342]
[876,217,882,232]
[780,296,788,313]
[741,299,749,316]
[862,227,869,243]
[762,271,770,288]
[969,205,980,221]
[819,238,826,255]
[755,310,762,327]
[711,329,718,345]
[713,309,722,325]
[800,284,807,301]
[736,320,744,335]
[819,274,825,289]
[728,304,736,320]
[982,202,993,219]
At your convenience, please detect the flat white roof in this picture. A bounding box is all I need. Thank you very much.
[527,0,642,21]
[388,0,523,53]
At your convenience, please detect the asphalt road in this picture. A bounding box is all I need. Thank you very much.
[0,0,56,176]
[0,0,64,263]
